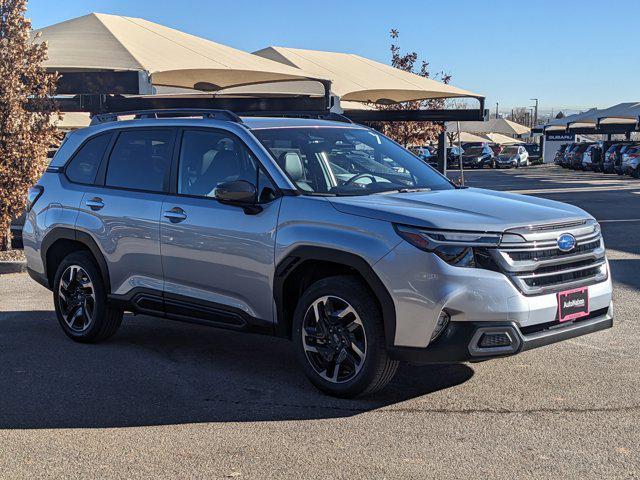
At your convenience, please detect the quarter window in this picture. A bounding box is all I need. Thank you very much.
[106,130,174,192]
[65,133,111,184]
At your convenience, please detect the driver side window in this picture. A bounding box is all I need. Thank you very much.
[178,130,258,198]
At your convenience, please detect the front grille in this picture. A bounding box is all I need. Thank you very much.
[520,263,604,289]
[507,239,600,262]
[490,221,607,295]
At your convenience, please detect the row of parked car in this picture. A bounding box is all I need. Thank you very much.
[554,141,640,178]
[413,142,542,170]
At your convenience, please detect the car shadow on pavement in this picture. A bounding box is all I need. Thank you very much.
[0,310,474,429]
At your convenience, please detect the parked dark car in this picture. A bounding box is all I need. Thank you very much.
[460,144,494,169]
[561,143,579,168]
[571,143,592,170]
[581,144,602,171]
[9,214,25,249]
[621,145,640,178]
[613,144,638,175]
[523,143,542,164]
[417,153,438,168]
[603,144,623,173]
[410,145,436,157]
[554,144,569,166]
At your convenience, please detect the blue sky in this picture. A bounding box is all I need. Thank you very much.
[27,0,640,114]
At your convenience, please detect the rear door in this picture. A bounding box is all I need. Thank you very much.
[159,128,282,331]
[75,127,176,297]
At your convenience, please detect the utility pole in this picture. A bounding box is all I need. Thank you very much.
[530,98,539,126]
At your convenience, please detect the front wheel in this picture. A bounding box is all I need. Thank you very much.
[53,251,123,343]
[293,276,399,398]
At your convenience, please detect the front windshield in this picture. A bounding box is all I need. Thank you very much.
[464,146,485,155]
[502,146,519,155]
[253,127,454,196]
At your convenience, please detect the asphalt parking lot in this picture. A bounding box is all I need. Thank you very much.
[1,166,638,479]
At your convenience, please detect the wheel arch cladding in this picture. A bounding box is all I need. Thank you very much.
[274,246,396,346]
[41,227,111,292]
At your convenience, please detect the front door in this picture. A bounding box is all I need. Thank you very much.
[160,128,282,331]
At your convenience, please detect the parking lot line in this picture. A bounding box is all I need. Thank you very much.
[508,185,640,194]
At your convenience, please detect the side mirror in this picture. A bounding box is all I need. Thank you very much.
[215,180,262,214]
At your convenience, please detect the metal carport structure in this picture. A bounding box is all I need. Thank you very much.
[33,13,488,173]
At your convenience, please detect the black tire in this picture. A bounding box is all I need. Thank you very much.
[632,167,640,179]
[293,276,399,398]
[53,251,123,343]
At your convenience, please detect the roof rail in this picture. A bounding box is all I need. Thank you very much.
[90,108,243,126]
[320,112,354,124]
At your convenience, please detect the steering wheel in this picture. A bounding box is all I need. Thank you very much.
[342,173,378,187]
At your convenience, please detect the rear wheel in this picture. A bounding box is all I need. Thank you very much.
[53,251,123,343]
[293,276,399,398]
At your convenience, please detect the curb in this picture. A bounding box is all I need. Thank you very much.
[0,261,27,275]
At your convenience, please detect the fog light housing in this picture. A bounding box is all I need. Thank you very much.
[478,332,512,348]
[430,310,450,342]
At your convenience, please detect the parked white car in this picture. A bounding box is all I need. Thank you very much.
[494,145,529,169]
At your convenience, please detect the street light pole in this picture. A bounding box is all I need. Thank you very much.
[530,98,539,126]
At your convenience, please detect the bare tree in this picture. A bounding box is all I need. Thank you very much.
[367,29,452,147]
[0,0,58,250]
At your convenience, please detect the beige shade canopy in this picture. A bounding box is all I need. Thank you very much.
[449,132,490,144]
[253,46,482,104]
[49,111,91,130]
[483,132,524,145]
[33,13,329,91]
[446,118,530,136]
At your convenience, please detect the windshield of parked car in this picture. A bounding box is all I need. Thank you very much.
[502,146,519,155]
[253,127,454,195]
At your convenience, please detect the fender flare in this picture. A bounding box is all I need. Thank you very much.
[41,227,111,292]
[273,246,396,346]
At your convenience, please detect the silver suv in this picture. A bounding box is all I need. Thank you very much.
[24,110,613,397]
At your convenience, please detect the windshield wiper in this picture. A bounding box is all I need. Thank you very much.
[379,187,432,194]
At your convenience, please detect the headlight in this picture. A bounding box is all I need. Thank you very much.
[394,225,502,267]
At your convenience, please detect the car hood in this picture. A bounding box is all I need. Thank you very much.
[328,188,590,232]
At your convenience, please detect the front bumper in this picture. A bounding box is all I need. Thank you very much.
[388,303,613,364]
[373,241,614,355]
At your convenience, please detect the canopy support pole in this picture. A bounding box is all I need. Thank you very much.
[457,121,464,186]
[437,129,447,175]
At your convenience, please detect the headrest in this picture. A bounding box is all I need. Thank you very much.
[279,151,304,181]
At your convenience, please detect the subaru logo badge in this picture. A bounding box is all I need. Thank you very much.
[557,233,576,252]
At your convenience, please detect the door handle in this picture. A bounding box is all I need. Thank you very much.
[86,197,104,211]
[163,207,187,223]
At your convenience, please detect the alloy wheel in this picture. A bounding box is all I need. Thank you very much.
[58,265,96,332]
[301,295,367,384]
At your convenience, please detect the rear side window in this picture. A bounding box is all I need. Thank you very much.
[65,133,111,184]
[106,129,174,192]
